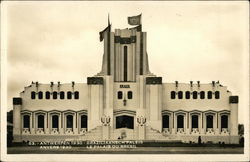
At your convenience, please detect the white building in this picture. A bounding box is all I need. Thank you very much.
[12,17,239,144]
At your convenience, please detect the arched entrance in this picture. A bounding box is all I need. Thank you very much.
[116,115,134,129]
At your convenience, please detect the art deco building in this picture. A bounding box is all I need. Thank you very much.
[12,16,239,144]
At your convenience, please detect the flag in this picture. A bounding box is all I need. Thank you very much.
[99,14,111,41]
[129,24,142,31]
[128,14,141,25]
[99,25,111,42]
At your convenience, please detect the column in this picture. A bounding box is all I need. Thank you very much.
[59,112,64,134]
[186,113,190,134]
[229,96,238,135]
[202,113,206,134]
[73,113,78,134]
[198,113,202,134]
[30,113,35,134]
[87,77,104,130]
[147,84,162,131]
[45,113,49,134]
[172,112,176,134]
[215,112,219,135]
[13,98,22,142]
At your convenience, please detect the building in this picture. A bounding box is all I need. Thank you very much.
[12,16,239,144]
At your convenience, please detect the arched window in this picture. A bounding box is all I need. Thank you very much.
[185,91,190,99]
[74,91,79,99]
[37,115,44,129]
[38,91,43,99]
[192,91,198,99]
[200,91,205,99]
[128,91,133,99]
[215,91,220,99]
[53,91,57,99]
[67,91,72,99]
[60,91,65,99]
[45,91,50,99]
[162,115,169,128]
[206,115,213,128]
[52,115,59,128]
[31,91,36,99]
[192,115,199,128]
[81,115,88,128]
[23,115,30,128]
[178,91,183,99]
[171,91,176,99]
[118,91,123,99]
[66,115,73,128]
[208,91,212,99]
[177,115,184,128]
[221,115,228,129]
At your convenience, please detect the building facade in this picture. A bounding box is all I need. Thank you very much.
[12,18,239,144]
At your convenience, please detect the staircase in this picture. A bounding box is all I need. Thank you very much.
[146,126,179,141]
[78,126,102,140]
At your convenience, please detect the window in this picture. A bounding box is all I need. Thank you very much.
[208,91,212,99]
[128,91,133,99]
[37,115,44,128]
[31,91,36,99]
[215,91,220,99]
[118,91,123,99]
[192,115,199,128]
[23,115,30,128]
[206,115,213,128]
[53,91,57,99]
[162,115,169,128]
[66,115,73,128]
[60,91,65,99]
[67,91,72,99]
[221,115,228,129]
[178,91,183,99]
[171,91,176,99]
[177,115,184,128]
[192,91,198,99]
[124,46,128,82]
[45,91,50,99]
[52,115,59,128]
[38,91,43,99]
[116,115,134,129]
[200,91,205,99]
[185,91,190,99]
[81,115,88,128]
[74,91,79,99]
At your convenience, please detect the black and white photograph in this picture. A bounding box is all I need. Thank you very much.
[1,1,249,161]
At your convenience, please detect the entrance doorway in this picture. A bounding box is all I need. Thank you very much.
[116,115,134,129]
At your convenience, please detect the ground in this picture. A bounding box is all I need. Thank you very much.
[7,146,243,154]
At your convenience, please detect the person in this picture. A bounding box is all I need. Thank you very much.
[198,136,202,145]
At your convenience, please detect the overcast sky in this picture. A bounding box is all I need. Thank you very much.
[3,1,248,124]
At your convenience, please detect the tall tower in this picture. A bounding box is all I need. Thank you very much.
[97,21,153,81]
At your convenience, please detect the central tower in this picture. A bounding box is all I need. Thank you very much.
[98,17,152,82]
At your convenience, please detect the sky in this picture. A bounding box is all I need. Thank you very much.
[2,1,249,124]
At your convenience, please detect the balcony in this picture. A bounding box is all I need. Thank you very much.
[162,128,170,134]
[36,128,44,134]
[65,128,73,134]
[221,128,229,135]
[206,128,215,135]
[177,128,184,134]
[22,128,30,134]
[191,128,199,135]
[51,128,59,134]
[80,128,87,134]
